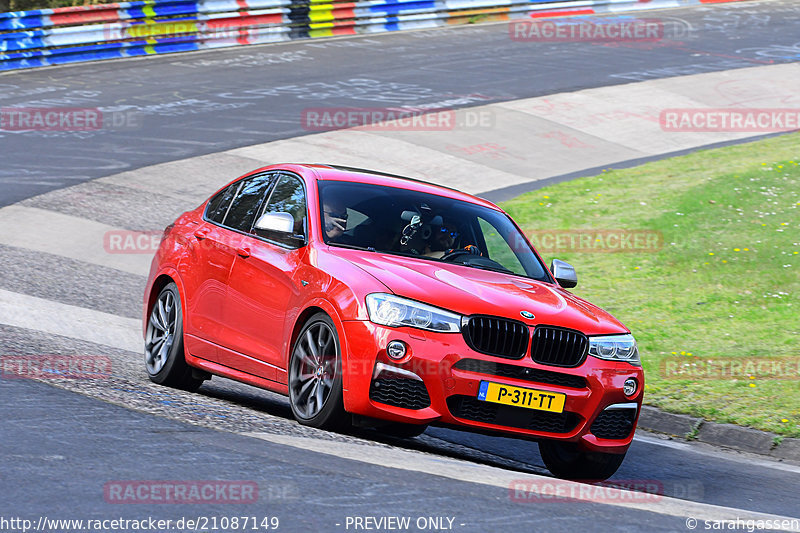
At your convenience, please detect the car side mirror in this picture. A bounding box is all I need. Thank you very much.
[254,212,305,247]
[255,212,295,233]
[550,259,577,288]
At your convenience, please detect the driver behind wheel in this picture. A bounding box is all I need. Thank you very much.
[424,220,460,258]
[322,196,349,241]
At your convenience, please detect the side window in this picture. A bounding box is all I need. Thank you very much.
[221,173,276,232]
[259,174,307,246]
[205,183,240,224]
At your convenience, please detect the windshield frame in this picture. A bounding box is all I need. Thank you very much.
[317,179,554,284]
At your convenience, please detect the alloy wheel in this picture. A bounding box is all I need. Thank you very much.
[145,289,177,375]
[289,321,338,419]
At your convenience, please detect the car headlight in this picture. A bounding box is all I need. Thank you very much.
[365,293,461,333]
[588,334,640,366]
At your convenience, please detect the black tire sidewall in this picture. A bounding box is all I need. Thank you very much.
[146,283,189,386]
[289,313,346,428]
[539,440,626,481]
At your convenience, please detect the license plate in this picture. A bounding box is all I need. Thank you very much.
[477,381,566,413]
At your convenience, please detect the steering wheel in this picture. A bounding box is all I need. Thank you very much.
[440,245,481,262]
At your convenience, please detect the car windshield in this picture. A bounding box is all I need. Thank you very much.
[318,180,551,282]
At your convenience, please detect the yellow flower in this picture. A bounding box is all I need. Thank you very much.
[687,352,692,356]
[722,260,728,263]
[671,352,677,355]
[543,195,549,199]
[708,252,714,256]
[744,248,749,251]
[734,248,740,252]
[539,202,544,205]
[680,351,686,355]
[634,266,640,270]
[782,419,789,423]
[749,383,756,388]
[781,223,788,226]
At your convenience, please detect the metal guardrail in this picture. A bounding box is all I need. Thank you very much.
[0,0,736,71]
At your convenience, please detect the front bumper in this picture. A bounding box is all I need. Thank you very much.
[341,320,643,453]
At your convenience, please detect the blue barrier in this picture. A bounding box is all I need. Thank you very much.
[0,0,747,71]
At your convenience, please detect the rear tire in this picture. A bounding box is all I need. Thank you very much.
[288,313,348,430]
[144,282,203,392]
[539,440,626,481]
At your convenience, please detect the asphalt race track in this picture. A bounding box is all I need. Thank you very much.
[2,0,800,207]
[1,0,800,531]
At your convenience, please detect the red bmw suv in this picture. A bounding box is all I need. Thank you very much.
[143,164,643,480]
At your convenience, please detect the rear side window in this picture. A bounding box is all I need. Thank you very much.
[205,184,238,224]
[204,173,277,230]
[224,174,275,232]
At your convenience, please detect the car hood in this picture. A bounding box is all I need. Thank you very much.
[332,248,628,335]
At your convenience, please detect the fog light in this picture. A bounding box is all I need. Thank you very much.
[386,341,407,360]
[623,378,638,396]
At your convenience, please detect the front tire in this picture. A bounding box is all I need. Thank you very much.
[288,313,347,430]
[144,282,203,391]
[539,440,626,481]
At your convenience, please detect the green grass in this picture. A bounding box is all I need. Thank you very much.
[501,132,800,437]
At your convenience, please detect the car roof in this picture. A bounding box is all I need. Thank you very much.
[259,163,503,211]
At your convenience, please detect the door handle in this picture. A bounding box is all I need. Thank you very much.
[194,228,210,240]
[236,247,251,258]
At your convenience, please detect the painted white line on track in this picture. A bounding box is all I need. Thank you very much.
[92,63,800,204]
[633,433,800,474]
[3,280,798,514]
[97,152,265,205]
[0,289,142,353]
[245,432,800,530]
[227,129,530,195]
[0,205,152,276]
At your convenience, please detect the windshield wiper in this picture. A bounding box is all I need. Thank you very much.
[457,262,514,275]
[328,242,377,252]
